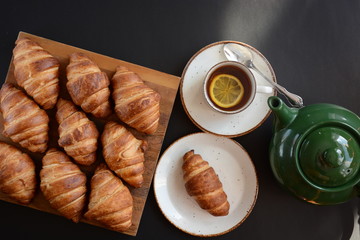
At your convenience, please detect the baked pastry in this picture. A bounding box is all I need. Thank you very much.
[40,148,87,222]
[182,150,230,216]
[111,66,161,134]
[0,83,49,153]
[101,121,147,188]
[12,37,60,109]
[66,52,111,118]
[0,142,36,204]
[56,98,98,166]
[84,163,133,232]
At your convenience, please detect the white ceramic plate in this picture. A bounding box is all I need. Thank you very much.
[180,41,276,137]
[153,132,258,237]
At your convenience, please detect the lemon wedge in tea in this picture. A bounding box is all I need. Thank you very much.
[209,74,244,108]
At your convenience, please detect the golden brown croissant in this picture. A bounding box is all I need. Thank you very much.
[66,52,111,118]
[84,163,133,232]
[40,148,87,223]
[12,37,60,109]
[101,121,147,188]
[0,83,49,153]
[0,142,36,205]
[182,150,230,216]
[56,98,99,166]
[111,66,161,134]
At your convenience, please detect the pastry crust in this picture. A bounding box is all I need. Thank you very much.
[56,98,99,166]
[0,142,36,204]
[40,148,87,222]
[66,52,112,118]
[13,37,60,109]
[111,66,160,134]
[0,83,49,153]
[101,121,147,188]
[84,163,133,232]
[182,150,230,216]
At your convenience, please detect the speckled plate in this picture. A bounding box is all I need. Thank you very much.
[153,132,258,237]
[180,41,276,137]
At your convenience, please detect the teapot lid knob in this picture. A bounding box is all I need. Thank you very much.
[321,147,344,168]
[298,125,360,188]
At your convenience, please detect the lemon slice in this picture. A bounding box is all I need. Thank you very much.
[209,74,244,108]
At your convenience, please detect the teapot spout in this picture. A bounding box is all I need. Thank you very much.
[268,96,298,130]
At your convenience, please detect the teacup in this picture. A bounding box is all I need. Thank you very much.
[203,61,272,114]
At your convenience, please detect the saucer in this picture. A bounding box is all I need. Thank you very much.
[153,132,258,237]
[180,41,276,137]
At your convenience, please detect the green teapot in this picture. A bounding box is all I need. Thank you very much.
[267,96,360,205]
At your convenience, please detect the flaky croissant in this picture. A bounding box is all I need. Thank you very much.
[84,163,133,232]
[182,150,230,216]
[0,83,49,153]
[101,121,147,188]
[111,66,161,134]
[0,142,36,205]
[66,52,111,118]
[12,37,60,109]
[40,148,87,223]
[56,98,99,166]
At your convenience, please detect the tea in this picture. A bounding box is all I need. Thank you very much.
[203,61,256,114]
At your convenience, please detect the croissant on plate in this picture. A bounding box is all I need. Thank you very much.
[40,148,87,222]
[101,121,147,188]
[66,52,111,118]
[0,83,49,153]
[111,66,161,134]
[182,150,230,216]
[12,37,60,109]
[84,163,133,232]
[56,98,99,166]
[0,142,36,205]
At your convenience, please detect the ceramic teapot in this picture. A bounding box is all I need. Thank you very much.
[267,96,360,205]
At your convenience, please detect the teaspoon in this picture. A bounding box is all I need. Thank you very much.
[223,43,304,108]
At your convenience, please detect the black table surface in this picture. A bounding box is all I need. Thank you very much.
[0,1,359,239]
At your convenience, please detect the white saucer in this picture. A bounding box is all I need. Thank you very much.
[180,41,276,137]
[153,132,258,237]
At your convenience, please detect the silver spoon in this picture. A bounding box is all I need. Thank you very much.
[223,43,304,108]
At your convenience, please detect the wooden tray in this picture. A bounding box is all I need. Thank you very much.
[0,32,180,236]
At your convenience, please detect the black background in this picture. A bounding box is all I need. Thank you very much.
[0,1,359,239]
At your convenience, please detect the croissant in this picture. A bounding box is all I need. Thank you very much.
[0,142,36,205]
[182,150,230,216]
[84,163,133,232]
[111,66,161,134]
[40,148,87,222]
[0,83,49,153]
[66,52,111,118]
[56,98,99,166]
[101,121,147,188]
[12,37,60,109]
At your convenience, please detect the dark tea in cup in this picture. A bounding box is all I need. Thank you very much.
[203,61,256,114]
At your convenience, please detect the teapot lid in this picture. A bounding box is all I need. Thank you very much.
[298,125,360,188]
